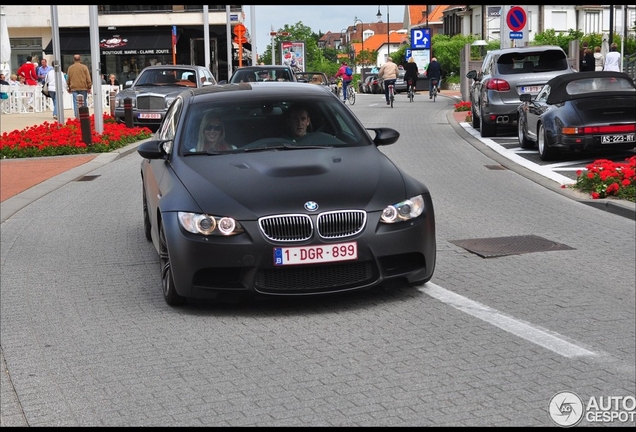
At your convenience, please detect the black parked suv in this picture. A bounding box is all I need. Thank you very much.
[466,45,575,137]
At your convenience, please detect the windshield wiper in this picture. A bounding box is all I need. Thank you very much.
[243,143,332,152]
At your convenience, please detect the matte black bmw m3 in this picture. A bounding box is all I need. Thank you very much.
[137,82,436,305]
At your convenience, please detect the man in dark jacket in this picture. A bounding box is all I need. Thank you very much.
[425,57,442,99]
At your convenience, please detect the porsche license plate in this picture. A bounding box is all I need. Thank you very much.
[520,86,542,94]
[274,241,358,266]
[601,134,635,144]
[138,113,162,119]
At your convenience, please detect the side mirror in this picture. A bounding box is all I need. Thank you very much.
[137,139,169,160]
[520,93,532,103]
[466,70,477,80]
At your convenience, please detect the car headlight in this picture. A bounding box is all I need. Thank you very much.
[178,212,244,236]
[380,195,425,224]
[115,98,136,108]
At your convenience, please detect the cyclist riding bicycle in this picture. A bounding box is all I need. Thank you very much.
[335,62,353,103]
[378,57,399,106]
[425,57,442,99]
[404,57,419,97]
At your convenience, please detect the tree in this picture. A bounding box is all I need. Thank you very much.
[257,21,321,67]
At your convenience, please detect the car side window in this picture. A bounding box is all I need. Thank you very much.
[157,97,183,153]
[536,85,550,102]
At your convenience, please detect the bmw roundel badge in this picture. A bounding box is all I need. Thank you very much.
[304,201,319,211]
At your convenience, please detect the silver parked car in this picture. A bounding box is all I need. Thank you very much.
[114,65,217,130]
[466,45,575,138]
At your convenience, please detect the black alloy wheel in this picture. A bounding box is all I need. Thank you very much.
[159,222,187,306]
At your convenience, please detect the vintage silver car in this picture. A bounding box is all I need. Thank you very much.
[114,65,217,130]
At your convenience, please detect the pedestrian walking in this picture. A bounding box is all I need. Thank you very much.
[45,67,67,120]
[66,54,92,118]
[603,43,621,72]
[593,46,604,71]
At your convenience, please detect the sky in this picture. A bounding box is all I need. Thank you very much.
[242,5,406,56]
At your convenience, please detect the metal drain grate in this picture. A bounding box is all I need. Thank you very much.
[76,175,100,182]
[449,235,575,258]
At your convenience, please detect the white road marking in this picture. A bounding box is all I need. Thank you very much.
[460,123,577,186]
[419,283,598,358]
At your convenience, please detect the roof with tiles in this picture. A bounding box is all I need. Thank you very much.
[408,5,450,27]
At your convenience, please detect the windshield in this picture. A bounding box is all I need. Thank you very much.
[135,69,198,86]
[180,95,371,154]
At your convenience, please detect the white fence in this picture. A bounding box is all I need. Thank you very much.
[0,85,118,115]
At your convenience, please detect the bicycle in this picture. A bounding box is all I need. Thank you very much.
[335,78,343,99]
[346,85,356,105]
[388,82,395,108]
[430,78,439,102]
[407,78,414,103]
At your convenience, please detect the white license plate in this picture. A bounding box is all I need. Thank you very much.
[601,134,635,144]
[138,113,162,119]
[274,241,358,266]
[520,86,542,94]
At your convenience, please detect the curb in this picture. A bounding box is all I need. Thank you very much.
[445,109,636,221]
[0,140,147,224]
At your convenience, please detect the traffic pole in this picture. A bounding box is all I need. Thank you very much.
[79,105,92,145]
[124,97,133,128]
[109,89,116,117]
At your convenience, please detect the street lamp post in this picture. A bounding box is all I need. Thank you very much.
[340,28,349,64]
[376,6,390,60]
[353,18,363,72]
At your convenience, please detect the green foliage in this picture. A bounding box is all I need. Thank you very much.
[255,21,636,83]
[532,28,583,54]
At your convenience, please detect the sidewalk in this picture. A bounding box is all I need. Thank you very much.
[0,107,141,223]
[1,108,100,203]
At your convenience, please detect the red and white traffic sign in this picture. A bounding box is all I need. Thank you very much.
[506,6,527,32]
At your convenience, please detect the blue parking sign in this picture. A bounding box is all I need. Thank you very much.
[411,28,430,49]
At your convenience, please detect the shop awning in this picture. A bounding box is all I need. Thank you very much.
[44,32,175,55]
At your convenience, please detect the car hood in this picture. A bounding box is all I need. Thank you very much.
[118,86,186,98]
[171,147,408,218]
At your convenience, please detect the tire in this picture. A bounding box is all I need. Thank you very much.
[348,88,356,105]
[537,123,557,161]
[142,187,152,241]
[479,107,497,137]
[517,115,534,149]
[471,104,480,129]
[159,222,186,306]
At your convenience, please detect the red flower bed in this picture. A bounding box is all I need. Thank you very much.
[0,114,153,158]
[571,156,636,202]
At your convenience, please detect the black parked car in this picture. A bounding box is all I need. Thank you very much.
[114,65,217,130]
[517,71,636,160]
[137,82,436,305]
[224,65,297,83]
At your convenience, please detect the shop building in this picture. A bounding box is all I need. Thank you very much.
[2,5,252,83]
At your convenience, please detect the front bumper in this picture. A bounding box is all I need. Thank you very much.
[160,201,436,301]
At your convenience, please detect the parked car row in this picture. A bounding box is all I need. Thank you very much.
[466,45,636,160]
[360,74,383,94]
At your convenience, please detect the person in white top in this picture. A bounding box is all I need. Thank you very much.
[45,67,67,120]
[603,43,621,72]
